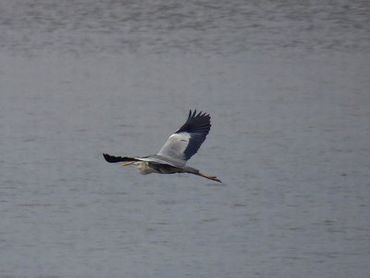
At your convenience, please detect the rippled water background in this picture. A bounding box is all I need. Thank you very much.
[0,1,369,277]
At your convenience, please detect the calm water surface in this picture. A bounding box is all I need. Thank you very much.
[0,1,369,277]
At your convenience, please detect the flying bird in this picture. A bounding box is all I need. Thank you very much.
[103,110,221,183]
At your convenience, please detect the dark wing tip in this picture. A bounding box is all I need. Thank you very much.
[103,153,119,163]
[174,110,212,160]
[176,109,211,135]
[103,153,138,163]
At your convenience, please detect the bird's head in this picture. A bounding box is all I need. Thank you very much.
[122,161,152,175]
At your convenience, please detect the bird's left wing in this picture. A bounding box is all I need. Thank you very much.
[157,110,211,163]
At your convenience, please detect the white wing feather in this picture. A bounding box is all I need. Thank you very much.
[157,132,190,165]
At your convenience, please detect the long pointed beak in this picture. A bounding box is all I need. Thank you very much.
[122,162,135,167]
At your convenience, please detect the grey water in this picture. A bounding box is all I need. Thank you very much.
[0,0,369,277]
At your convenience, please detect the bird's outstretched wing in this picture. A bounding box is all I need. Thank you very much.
[157,110,211,163]
[103,153,140,163]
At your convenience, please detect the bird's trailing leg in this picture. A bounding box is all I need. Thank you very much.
[183,166,222,183]
[195,172,222,183]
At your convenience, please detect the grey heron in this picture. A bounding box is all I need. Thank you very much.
[103,109,221,183]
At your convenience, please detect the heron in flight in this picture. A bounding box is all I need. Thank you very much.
[103,110,221,183]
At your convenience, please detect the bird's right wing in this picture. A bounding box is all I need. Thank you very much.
[157,110,211,163]
[103,153,140,163]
